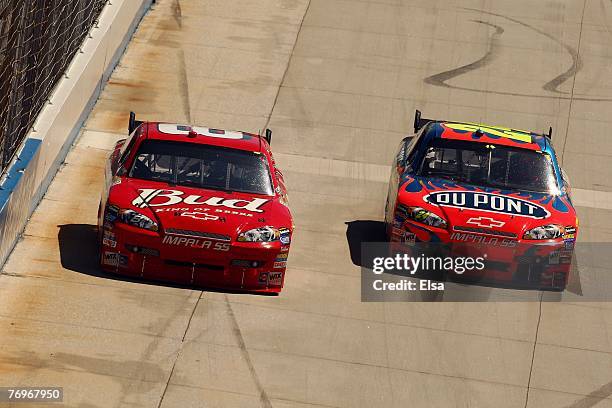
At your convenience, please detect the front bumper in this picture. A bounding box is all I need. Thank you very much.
[100,224,289,293]
[388,220,575,290]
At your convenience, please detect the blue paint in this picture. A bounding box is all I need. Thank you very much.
[403,176,423,192]
[0,138,42,213]
[552,196,569,213]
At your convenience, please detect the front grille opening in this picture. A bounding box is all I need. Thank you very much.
[453,226,517,238]
[164,228,231,242]
[164,260,224,271]
[125,244,160,256]
[230,260,265,268]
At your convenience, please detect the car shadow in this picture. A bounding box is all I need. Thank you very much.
[57,224,277,296]
[345,220,387,267]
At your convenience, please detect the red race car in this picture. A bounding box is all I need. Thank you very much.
[385,111,578,290]
[97,113,293,293]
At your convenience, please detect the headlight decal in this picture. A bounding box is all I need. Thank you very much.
[238,226,280,242]
[398,204,447,229]
[523,224,564,240]
[119,209,159,232]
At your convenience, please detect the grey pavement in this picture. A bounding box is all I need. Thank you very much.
[1,0,612,407]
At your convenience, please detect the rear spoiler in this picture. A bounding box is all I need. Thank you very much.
[128,111,143,134]
[413,109,434,133]
[264,128,272,144]
[413,109,553,140]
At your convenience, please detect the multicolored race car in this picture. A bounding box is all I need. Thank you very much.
[385,110,578,290]
[97,113,293,293]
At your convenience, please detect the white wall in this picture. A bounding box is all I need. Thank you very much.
[0,0,152,266]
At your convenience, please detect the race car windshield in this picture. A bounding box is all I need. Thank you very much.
[418,139,558,193]
[128,140,274,195]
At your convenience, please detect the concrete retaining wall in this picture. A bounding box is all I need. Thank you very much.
[0,0,152,266]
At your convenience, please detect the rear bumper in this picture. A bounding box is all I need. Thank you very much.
[99,224,289,292]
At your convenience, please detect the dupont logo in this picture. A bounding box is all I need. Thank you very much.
[466,217,505,228]
[424,191,549,219]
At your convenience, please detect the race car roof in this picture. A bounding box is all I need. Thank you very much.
[144,122,264,152]
[429,121,547,151]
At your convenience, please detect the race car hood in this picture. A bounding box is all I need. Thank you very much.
[108,178,292,239]
[397,175,577,236]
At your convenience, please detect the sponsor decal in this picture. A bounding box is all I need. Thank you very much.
[563,225,576,240]
[158,124,245,139]
[425,191,549,219]
[258,272,268,284]
[156,206,252,217]
[181,211,220,221]
[133,189,268,213]
[105,205,119,223]
[443,122,532,143]
[559,250,573,264]
[119,254,129,266]
[103,252,128,267]
[280,246,290,253]
[103,238,117,248]
[564,239,575,250]
[103,252,118,266]
[391,227,403,237]
[450,232,517,247]
[162,235,230,251]
[279,228,291,245]
[273,261,287,269]
[548,251,560,265]
[268,271,283,286]
[275,252,289,260]
[402,232,416,245]
[466,216,505,229]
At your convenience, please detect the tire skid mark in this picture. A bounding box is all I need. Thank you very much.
[462,8,581,94]
[424,8,612,102]
[563,380,612,408]
[424,20,504,87]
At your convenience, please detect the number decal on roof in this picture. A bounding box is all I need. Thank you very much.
[158,124,244,139]
[444,122,532,143]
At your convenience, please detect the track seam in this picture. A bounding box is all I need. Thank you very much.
[225,296,273,408]
[218,4,313,406]
[263,0,312,131]
[560,0,588,165]
[156,290,203,408]
[524,292,544,408]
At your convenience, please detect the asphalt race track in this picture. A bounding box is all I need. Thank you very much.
[2,0,612,407]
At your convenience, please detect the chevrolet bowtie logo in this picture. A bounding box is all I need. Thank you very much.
[466,217,505,228]
[181,212,219,221]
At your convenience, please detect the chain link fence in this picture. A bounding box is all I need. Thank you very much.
[0,0,107,172]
